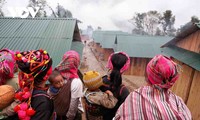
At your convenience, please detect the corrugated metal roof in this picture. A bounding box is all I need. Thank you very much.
[71,41,84,59]
[0,17,83,68]
[116,35,173,58]
[162,22,200,47]
[161,45,200,71]
[92,30,128,44]
[101,34,116,48]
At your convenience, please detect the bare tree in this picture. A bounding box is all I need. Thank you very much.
[55,4,73,18]
[191,16,199,23]
[130,11,161,35]
[160,10,176,36]
[0,0,5,17]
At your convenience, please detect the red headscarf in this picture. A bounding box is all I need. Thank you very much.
[146,54,179,89]
[0,48,15,85]
[55,50,80,80]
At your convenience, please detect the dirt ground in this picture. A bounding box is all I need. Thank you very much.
[80,41,146,91]
[79,41,146,120]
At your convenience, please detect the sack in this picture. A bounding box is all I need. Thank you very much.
[85,92,103,116]
[0,85,15,110]
[85,91,118,116]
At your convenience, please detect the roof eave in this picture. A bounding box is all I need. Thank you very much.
[161,22,200,48]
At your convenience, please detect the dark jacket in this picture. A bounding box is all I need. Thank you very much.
[4,89,54,120]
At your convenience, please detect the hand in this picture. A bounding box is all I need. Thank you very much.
[105,90,113,96]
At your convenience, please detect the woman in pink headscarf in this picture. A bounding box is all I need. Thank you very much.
[99,52,130,120]
[114,55,192,120]
[0,48,18,88]
[48,50,83,120]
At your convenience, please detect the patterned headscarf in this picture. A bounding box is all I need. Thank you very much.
[106,52,130,73]
[55,50,80,80]
[14,49,52,120]
[146,54,179,89]
[0,48,15,85]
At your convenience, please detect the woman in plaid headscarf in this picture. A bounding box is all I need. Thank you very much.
[114,55,192,120]
[12,49,54,120]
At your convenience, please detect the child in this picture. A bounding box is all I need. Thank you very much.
[48,50,83,120]
[83,70,118,119]
[48,70,65,97]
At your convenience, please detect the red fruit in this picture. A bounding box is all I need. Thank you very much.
[26,108,36,116]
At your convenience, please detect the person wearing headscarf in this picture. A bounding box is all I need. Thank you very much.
[11,49,54,120]
[114,54,192,120]
[99,52,130,120]
[48,50,83,120]
[0,48,20,119]
[0,48,19,89]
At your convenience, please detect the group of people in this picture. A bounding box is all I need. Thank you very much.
[0,48,192,120]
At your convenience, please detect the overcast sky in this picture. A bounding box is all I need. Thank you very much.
[2,0,200,32]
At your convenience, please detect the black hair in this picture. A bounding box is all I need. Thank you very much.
[48,70,61,83]
[34,58,52,85]
[110,53,128,92]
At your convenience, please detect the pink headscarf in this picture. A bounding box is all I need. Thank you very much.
[106,51,130,73]
[146,54,179,89]
[55,50,80,80]
[0,48,15,85]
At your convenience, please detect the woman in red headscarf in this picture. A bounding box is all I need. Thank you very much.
[10,49,54,120]
[114,55,192,120]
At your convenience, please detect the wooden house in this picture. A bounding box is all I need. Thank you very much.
[116,35,172,76]
[92,30,127,60]
[161,22,200,120]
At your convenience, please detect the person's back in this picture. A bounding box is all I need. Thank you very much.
[101,52,130,120]
[13,49,54,120]
[114,55,192,120]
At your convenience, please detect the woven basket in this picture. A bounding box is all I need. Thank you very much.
[0,85,15,110]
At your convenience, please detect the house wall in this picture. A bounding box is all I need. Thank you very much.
[93,43,102,58]
[171,59,194,103]
[101,48,114,61]
[176,30,200,53]
[186,70,200,120]
[125,57,150,76]
[172,60,200,120]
